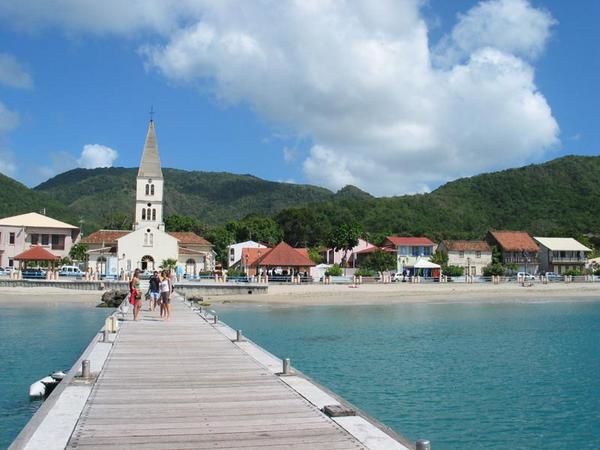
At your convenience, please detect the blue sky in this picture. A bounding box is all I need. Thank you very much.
[0,0,598,195]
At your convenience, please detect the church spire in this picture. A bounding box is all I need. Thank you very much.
[137,119,163,179]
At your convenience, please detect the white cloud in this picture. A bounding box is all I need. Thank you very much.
[0,149,17,177]
[0,0,560,195]
[77,144,118,168]
[433,0,556,67]
[0,101,20,134]
[282,147,298,163]
[0,53,33,89]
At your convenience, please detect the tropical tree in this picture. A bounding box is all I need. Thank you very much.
[205,226,235,265]
[430,248,448,267]
[165,214,207,235]
[161,258,178,270]
[308,247,323,264]
[228,214,283,245]
[443,265,464,277]
[69,243,88,262]
[361,250,396,273]
[326,223,362,267]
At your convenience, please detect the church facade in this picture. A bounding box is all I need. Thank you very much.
[82,120,214,276]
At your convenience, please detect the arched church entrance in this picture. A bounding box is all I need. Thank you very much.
[186,258,196,276]
[141,255,155,271]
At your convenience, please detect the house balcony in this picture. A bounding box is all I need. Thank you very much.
[550,256,587,264]
[502,256,539,264]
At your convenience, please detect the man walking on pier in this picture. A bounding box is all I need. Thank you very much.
[149,270,160,311]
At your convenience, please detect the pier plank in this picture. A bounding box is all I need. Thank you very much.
[66,298,366,450]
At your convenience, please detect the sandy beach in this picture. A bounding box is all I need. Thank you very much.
[0,287,102,308]
[206,282,600,306]
[0,283,598,308]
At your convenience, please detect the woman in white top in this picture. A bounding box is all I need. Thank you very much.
[159,270,171,320]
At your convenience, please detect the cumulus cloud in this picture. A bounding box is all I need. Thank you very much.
[433,0,556,67]
[0,53,33,89]
[0,0,560,195]
[0,101,20,134]
[0,149,17,177]
[77,144,118,169]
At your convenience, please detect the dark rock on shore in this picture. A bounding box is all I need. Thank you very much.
[99,290,129,308]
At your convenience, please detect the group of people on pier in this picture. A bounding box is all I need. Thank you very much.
[129,268,174,321]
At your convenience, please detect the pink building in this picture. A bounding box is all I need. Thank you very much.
[0,212,80,268]
[320,238,375,267]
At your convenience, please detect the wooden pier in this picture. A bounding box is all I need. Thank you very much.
[11,296,413,450]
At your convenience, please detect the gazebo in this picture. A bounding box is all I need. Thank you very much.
[13,245,60,270]
[252,242,315,277]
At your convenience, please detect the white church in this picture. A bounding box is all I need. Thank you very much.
[82,119,214,276]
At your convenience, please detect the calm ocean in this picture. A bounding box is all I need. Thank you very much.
[217,301,600,450]
[2,300,598,450]
[0,304,109,449]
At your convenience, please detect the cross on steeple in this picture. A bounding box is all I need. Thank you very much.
[149,105,155,122]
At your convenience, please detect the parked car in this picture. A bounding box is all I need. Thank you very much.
[22,268,47,279]
[516,272,536,281]
[0,267,9,276]
[58,265,84,277]
[545,272,562,281]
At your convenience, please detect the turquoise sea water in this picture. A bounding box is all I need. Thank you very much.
[0,304,109,449]
[217,301,600,450]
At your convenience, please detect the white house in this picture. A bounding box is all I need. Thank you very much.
[0,212,80,268]
[320,238,375,267]
[383,236,437,275]
[437,240,492,276]
[227,240,268,268]
[533,237,592,274]
[82,119,214,276]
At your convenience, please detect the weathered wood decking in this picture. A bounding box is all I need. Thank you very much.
[65,299,368,449]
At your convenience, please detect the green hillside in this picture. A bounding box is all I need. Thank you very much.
[275,155,600,245]
[0,172,76,223]
[1,155,598,245]
[32,167,334,230]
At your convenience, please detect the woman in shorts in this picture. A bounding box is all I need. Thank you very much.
[159,270,171,320]
[130,268,142,321]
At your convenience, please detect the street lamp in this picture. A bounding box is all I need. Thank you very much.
[467,256,471,282]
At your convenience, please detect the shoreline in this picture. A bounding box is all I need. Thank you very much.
[0,283,598,308]
[0,287,103,308]
[205,282,600,307]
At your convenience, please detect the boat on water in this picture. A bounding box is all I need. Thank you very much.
[29,371,66,398]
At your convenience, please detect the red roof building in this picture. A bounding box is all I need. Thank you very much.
[485,230,540,274]
[243,242,315,276]
[14,245,60,263]
[383,236,435,247]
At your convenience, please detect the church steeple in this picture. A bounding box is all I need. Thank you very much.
[138,119,163,179]
[134,119,165,231]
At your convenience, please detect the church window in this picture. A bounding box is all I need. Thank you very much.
[144,233,148,246]
[145,184,149,195]
[151,185,155,195]
[152,209,156,221]
[147,208,151,219]
[142,209,146,220]
[149,233,154,246]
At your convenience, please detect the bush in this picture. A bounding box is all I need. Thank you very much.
[354,267,375,277]
[564,269,582,276]
[325,264,343,276]
[483,263,504,276]
[226,267,244,277]
[443,265,464,277]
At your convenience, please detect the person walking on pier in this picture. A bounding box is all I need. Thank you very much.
[130,268,142,321]
[148,270,160,311]
[159,270,172,320]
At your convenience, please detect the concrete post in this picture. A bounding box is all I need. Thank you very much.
[416,439,431,450]
[213,315,218,324]
[236,330,243,342]
[82,360,91,378]
[283,358,291,375]
[102,329,109,342]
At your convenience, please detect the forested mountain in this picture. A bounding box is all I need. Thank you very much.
[32,167,334,230]
[274,155,600,246]
[0,155,598,247]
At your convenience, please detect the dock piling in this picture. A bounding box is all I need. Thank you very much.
[102,329,109,342]
[213,314,218,324]
[416,439,431,450]
[236,329,243,342]
[81,360,90,379]
[283,357,291,375]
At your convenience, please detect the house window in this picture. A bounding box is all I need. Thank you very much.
[51,234,65,250]
[31,234,39,245]
[476,251,481,258]
[9,232,15,244]
[142,209,146,220]
[41,234,49,245]
[459,251,465,258]
[423,246,432,256]
[399,246,408,256]
[8,258,14,267]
